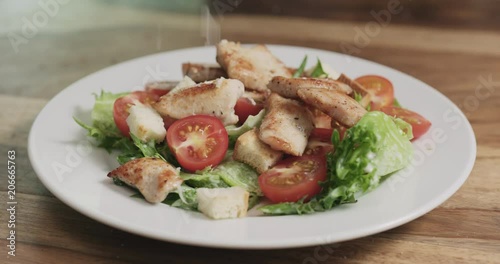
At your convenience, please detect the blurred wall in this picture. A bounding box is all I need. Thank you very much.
[221,0,500,30]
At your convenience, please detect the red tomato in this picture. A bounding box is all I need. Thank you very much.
[310,128,333,140]
[234,97,264,124]
[113,91,159,136]
[144,81,178,97]
[355,75,394,110]
[305,128,334,156]
[166,115,228,172]
[258,155,327,203]
[380,106,431,140]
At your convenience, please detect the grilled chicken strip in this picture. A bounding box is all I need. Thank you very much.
[267,76,353,99]
[297,88,367,127]
[216,40,291,92]
[107,158,182,203]
[182,63,228,83]
[154,78,244,125]
[259,93,314,156]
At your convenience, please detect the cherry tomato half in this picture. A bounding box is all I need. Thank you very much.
[304,128,334,156]
[380,106,431,140]
[234,97,264,124]
[258,155,327,203]
[166,115,228,172]
[113,91,159,136]
[355,75,394,110]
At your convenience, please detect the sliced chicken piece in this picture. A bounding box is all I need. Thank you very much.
[259,93,314,156]
[108,158,182,203]
[268,76,353,99]
[216,40,291,92]
[298,88,367,127]
[154,78,244,125]
[233,128,283,174]
[182,63,227,83]
[337,73,372,107]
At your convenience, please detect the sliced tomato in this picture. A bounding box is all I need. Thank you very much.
[145,81,178,97]
[258,155,327,203]
[305,128,334,156]
[234,97,264,124]
[113,91,159,136]
[166,115,228,172]
[380,106,431,140]
[310,128,333,140]
[355,75,394,110]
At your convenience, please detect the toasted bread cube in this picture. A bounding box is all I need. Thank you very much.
[233,128,283,174]
[197,187,249,219]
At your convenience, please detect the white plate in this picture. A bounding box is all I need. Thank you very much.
[28,45,476,249]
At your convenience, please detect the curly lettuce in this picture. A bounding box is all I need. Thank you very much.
[74,91,129,151]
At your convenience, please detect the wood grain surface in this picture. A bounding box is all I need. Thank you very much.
[1,1,499,263]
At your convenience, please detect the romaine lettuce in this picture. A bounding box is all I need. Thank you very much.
[74,91,129,151]
[180,168,230,188]
[180,160,261,195]
[212,161,262,195]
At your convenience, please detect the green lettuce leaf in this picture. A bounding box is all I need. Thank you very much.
[162,184,198,211]
[180,167,230,188]
[212,160,262,195]
[180,160,262,195]
[293,55,308,78]
[260,111,414,215]
[225,109,266,148]
[116,133,178,166]
[91,91,128,136]
[74,90,129,152]
[310,58,328,78]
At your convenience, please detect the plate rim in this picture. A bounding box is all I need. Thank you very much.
[28,44,477,249]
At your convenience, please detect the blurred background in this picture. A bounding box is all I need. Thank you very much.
[1,0,498,98]
[236,0,500,29]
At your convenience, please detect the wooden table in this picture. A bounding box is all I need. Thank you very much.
[1,1,499,263]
